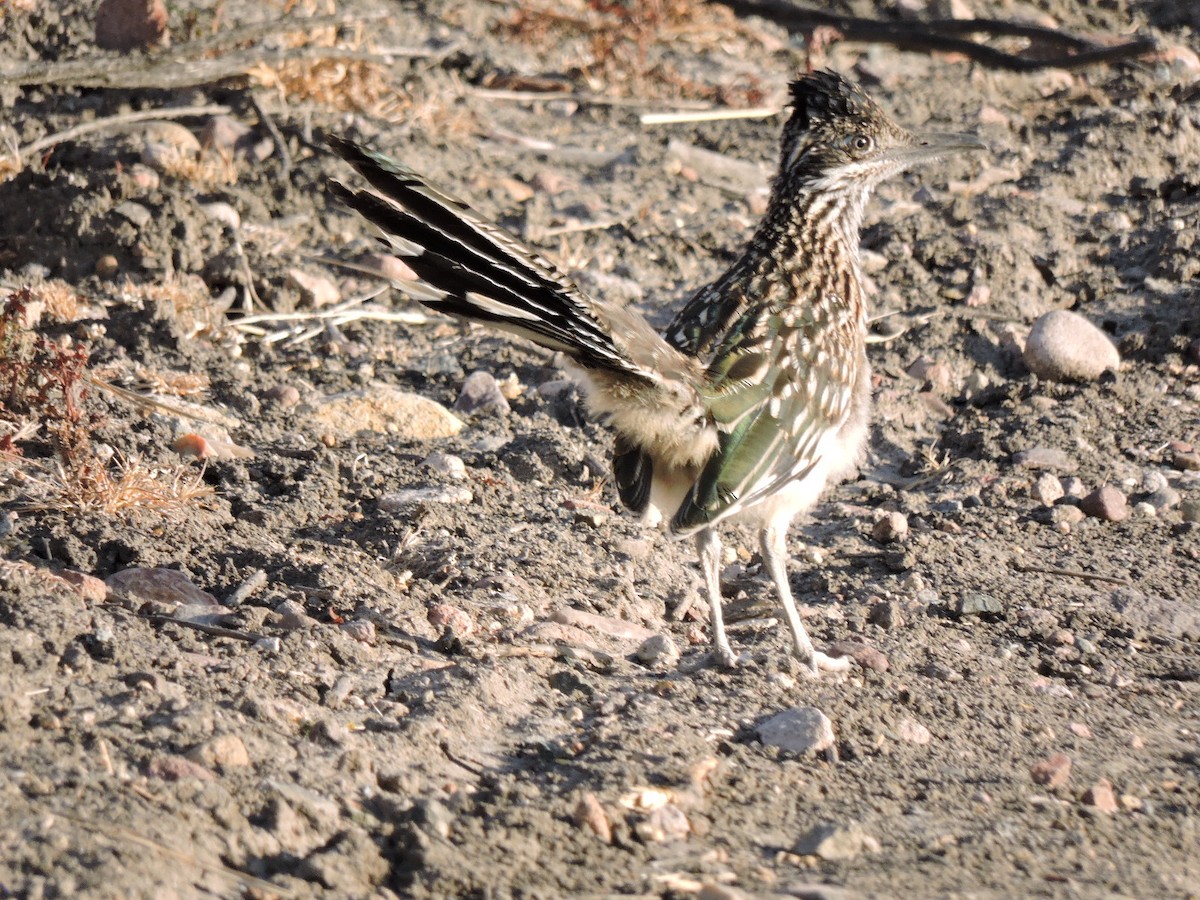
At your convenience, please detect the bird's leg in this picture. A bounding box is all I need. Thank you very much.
[760,524,852,677]
[697,529,738,668]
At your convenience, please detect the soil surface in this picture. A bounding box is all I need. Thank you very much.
[2,1,1199,898]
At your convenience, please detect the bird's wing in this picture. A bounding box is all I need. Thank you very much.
[669,302,855,534]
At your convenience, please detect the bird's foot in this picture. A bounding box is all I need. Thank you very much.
[799,649,854,679]
[707,643,743,669]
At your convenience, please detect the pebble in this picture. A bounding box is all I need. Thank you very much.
[635,634,680,668]
[1146,487,1181,512]
[186,733,250,770]
[422,451,467,480]
[1132,501,1156,518]
[867,600,904,630]
[95,0,169,51]
[126,163,160,192]
[340,619,376,645]
[635,803,691,843]
[757,706,835,755]
[1030,752,1072,789]
[871,511,908,544]
[112,200,152,228]
[1141,470,1170,493]
[1051,505,1085,527]
[1082,778,1119,814]
[145,754,215,782]
[1180,499,1200,523]
[1031,473,1065,506]
[826,640,889,673]
[379,486,473,512]
[287,268,340,308]
[1023,310,1120,381]
[263,384,301,409]
[94,254,120,278]
[1172,451,1200,473]
[255,636,282,654]
[1080,485,1129,522]
[427,603,474,638]
[1069,722,1092,739]
[454,370,511,416]
[199,201,240,230]
[274,598,316,631]
[572,792,612,843]
[54,570,109,603]
[793,822,878,861]
[309,386,463,440]
[895,717,932,745]
[1013,447,1076,472]
[106,567,217,607]
[957,593,1003,616]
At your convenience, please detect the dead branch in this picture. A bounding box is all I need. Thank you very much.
[719,1,1158,71]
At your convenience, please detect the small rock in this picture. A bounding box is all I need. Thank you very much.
[895,717,932,745]
[1030,752,1072,789]
[126,163,160,192]
[793,822,877,861]
[428,603,474,638]
[1023,310,1120,382]
[94,255,120,278]
[871,511,908,544]
[1141,470,1170,493]
[274,598,316,631]
[1132,501,1156,518]
[1069,722,1092,738]
[379,486,473,512]
[112,200,152,228]
[1172,451,1200,473]
[1080,485,1129,522]
[340,619,376,645]
[1146,486,1181,512]
[145,754,215,782]
[1051,505,1086,527]
[255,636,282,653]
[54,570,109,603]
[200,115,251,153]
[956,592,1003,616]
[454,370,511,415]
[825,640,889,672]
[572,792,612,844]
[422,451,466,480]
[635,803,691,843]
[867,599,904,630]
[1180,499,1200,523]
[1031,473,1065,506]
[288,268,340,308]
[1013,447,1076,471]
[187,734,250,770]
[635,634,680,668]
[95,0,169,52]
[1082,778,1119,814]
[263,384,301,409]
[757,706,835,755]
[199,201,240,230]
[309,386,463,440]
[106,567,217,608]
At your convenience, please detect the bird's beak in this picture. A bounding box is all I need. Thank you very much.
[887,132,988,167]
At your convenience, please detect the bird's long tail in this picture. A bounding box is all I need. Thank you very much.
[327,135,652,380]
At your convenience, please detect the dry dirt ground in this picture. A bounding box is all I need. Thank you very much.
[1,1,1199,897]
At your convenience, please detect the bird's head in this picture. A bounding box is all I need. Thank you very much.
[778,71,985,196]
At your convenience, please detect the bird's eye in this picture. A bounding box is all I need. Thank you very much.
[852,135,873,151]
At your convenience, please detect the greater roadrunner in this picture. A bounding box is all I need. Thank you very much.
[329,71,984,675]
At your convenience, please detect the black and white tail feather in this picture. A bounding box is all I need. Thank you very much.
[328,136,648,379]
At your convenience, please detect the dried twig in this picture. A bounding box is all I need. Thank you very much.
[146,614,268,644]
[719,1,1157,71]
[1012,562,1133,587]
[13,104,230,162]
[641,106,778,125]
